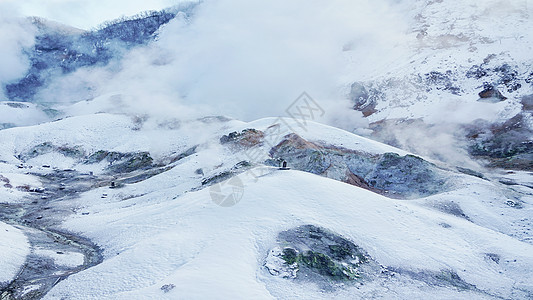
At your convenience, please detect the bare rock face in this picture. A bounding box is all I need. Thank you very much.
[220,129,265,148]
[269,133,449,198]
[478,84,507,102]
[350,82,378,117]
[467,114,533,171]
[522,94,533,111]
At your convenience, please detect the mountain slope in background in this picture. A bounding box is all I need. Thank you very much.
[5,5,196,102]
[345,0,533,169]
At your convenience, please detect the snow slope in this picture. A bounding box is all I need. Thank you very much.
[0,222,30,287]
[43,168,533,299]
[5,113,523,299]
[1,1,532,299]
[0,110,530,299]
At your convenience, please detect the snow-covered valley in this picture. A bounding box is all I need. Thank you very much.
[1,0,533,299]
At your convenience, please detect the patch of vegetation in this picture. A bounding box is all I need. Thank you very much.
[299,251,359,280]
[271,225,379,283]
[281,248,298,265]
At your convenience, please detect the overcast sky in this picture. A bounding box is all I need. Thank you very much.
[1,0,193,29]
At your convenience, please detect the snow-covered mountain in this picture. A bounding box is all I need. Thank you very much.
[1,1,532,299]
[345,0,533,170]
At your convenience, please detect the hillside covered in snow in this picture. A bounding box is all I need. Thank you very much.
[0,0,532,299]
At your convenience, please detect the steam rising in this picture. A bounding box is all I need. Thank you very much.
[0,4,35,101]
[33,0,407,128]
[3,0,528,169]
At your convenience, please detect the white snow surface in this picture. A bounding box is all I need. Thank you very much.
[45,167,533,299]
[0,111,531,298]
[0,222,30,286]
[33,249,85,268]
[0,115,511,299]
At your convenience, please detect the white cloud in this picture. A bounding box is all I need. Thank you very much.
[35,0,408,130]
[0,3,35,100]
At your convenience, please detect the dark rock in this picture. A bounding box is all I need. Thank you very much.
[424,71,461,95]
[526,72,533,84]
[467,114,533,170]
[4,102,29,109]
[505,200,522,209]
[85,150,154,173]
[466,65,487,79]
[269,133,331,175]
[478,84,507,101]
[201,161,251,186]
[0,123,17,130]
[344,170,380,192]
[269,134,448,198]
[108,152,153,173]
[202,171,234,186]
[522,94,533,110]
[220,129,264,147]
[493,64,521,92]
[364,153,447,198]
[431,201,469,220]
[391,268,478,291]
[350,82,378,117]
[467,63,523,94]
[19,143,86,162]
[485,253,500,264]
[266,225,381,284]
[456,167,484,179]
[161,284,175,293]
[169,146,197,164]
[0,175,9,184]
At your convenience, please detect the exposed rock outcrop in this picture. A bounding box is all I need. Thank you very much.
[467,114,533,170]
[269,133,449,198]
